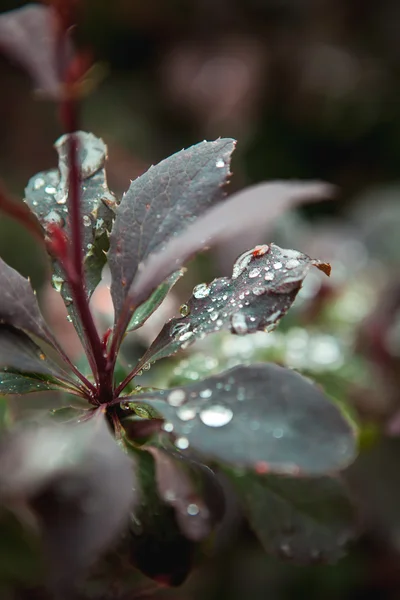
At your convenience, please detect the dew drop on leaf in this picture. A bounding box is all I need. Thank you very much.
[264,272,274,281]
[187,503,200,516]
[215,159,225,168]
[286,259,300,269]
[231,312,248,335]
[167,389,186,407]
[199,388,212,399]
[33,177,45,190]
[175,436,190,450]
[83,215,91,227]
[45,185,57,194]
[253,286,266,296]
[199,405,233,427]
[249,268,261,278]
[273,262,283,270]
[210,312,219,322]
[162,422,174,432]
[179,303,190,317]
[177,406,197,421]
[193,283,210,299]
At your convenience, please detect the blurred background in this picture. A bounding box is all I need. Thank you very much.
[2,0,400,598]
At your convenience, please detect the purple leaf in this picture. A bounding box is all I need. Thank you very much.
[0,4,72,98]
[24,132,116,343]
[0,415,138,593]
[123,364,357,476]
[0,325,77,389]
[108,138,236,329]
[147,446,225,542]
[229,471,356,564]
[136,243,329,369]
[126,181,334,311]
[0,256,58,348]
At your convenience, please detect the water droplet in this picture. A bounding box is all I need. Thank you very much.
[286,259,300,269]
[33,177,45,190]
[249,268,261,278]
[55,190,67,204]
[164,490,176,502]
[179,331,195,344]
[210,311,219,322]
[232,249,253,279]
[215,159,225,168]
[187,503,200,516]
[253,286,266,296]
[177,406,197,421]
[172,322,190,338]
[179,303,190,317]
[193,283,210,298]
[162,422,174,433]
[142,362,151,371]
[39,353,46,361]
[273,262,283,270]
[66,315,73,323]
[273,428,284,438]
[264,272,274,281]
[168,389,186,407]
[52,275,64,292]
[83,215,91,227]
[279,543,293,559]
[120,402,130,411]
[45,185,57,194]
[231,312,248,335]
[200,405,233,427]
[175,436,189,450]
[199,388,212,399]
[44,210,64,227]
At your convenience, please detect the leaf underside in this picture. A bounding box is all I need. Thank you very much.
[136,243,328,370]
[124,363,357,476]
[108,138,236,332]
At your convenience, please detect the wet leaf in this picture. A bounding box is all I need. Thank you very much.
[127,269,185,333]
[124,363,357,475]
[24,131,116,340]
[0,325,76,388]
[109,138,236,330]
[0,4,72,98]
[127,181,334,310]
[126,446,195,586]
[228,471,357,564]
[0,415,138,594]
[137,243,329,368]
[0,371,71,396]
[0,256,57,347]
[147,446,225,542]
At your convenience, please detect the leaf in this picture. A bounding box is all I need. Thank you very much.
[0,256,57,347]
[127,269,185,333]
[126,446,195,586]
[24,131,116,339]
[0,325,77,388]
[0,4,72,98]
[147,446,225,542]
[227,471,357,564]
[126,181,334,311]
[124,363,357,475]
[0,415,138,594]
[345,436,400,545]
[109,138,236,329]
[136,243,329,368]
[0,371,71,396]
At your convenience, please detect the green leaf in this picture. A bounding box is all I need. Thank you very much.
[227,470,357,564]
[124,363,357,475]
[127,269,184,333]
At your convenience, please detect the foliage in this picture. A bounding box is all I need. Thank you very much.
[0,4,371,599]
